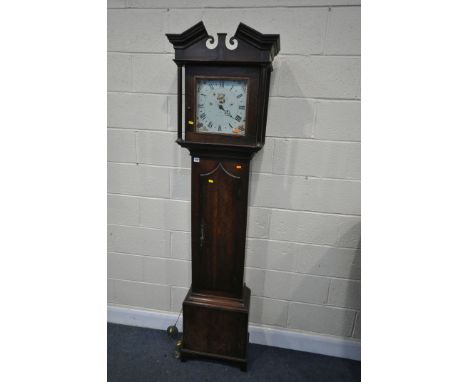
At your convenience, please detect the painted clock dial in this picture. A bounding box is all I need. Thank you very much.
[195,78,248,136]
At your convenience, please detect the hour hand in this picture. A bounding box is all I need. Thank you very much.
[218,104,225,111]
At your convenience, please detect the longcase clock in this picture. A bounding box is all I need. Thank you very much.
[166,22,280,371]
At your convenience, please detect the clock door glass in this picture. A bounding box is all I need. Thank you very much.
[196,78,247,136]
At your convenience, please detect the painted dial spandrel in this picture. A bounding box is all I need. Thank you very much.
[196,79,247,136]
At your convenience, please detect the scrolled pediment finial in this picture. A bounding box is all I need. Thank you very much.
[167,21,280,63]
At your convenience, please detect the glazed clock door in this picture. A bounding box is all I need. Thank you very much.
[184,65,260,147]
[192,158,249,298]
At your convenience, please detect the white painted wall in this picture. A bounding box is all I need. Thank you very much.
[107,0,361,343]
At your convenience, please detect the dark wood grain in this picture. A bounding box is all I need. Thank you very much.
[181,286,251,370]
[191,157,249,298]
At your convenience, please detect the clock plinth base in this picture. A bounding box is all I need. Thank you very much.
[180,285,251,371]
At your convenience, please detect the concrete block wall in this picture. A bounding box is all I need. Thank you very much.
[107,0,361,341]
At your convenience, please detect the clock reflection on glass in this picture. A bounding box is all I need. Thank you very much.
[195,78,248,136]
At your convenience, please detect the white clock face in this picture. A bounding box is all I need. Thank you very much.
[195,78,248,136]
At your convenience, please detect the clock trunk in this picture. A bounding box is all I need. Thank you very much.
[191,157,249,298]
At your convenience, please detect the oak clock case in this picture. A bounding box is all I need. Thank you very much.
[166,22,280,371]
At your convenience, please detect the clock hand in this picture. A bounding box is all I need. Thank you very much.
[218,103,234,118]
